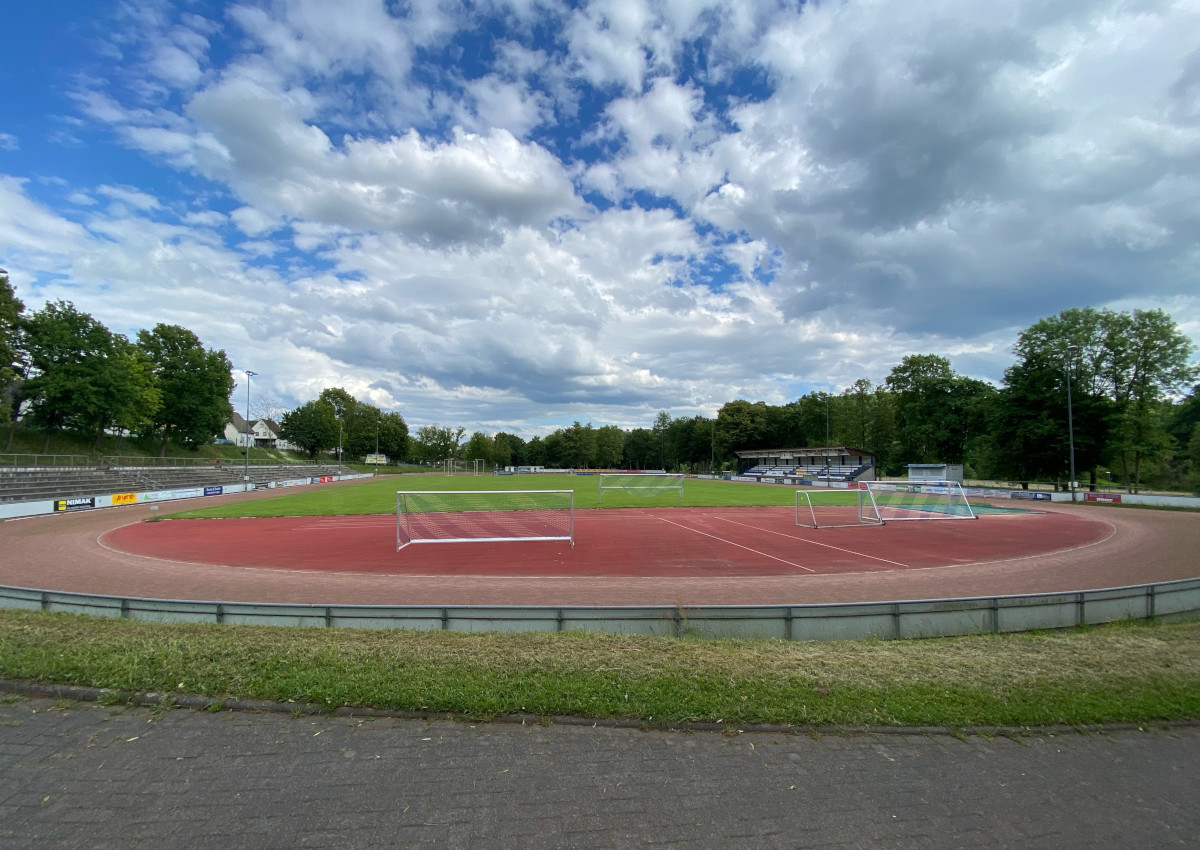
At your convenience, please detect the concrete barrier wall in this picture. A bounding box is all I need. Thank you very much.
[0,474,374,520]
[3,577,1197,641]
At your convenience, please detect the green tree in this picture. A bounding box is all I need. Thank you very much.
[377,412,409,461]
[21,302,120,452]
[594,424,625,469]
[0,272,24,437]
[137,324,234,453]
[463,431,495,465]
[279,399,338,458]
[413,424,464,462]
[885,354,993,466]
[1006,307,1197,492]
[493,431,525,467]
[621,428,656,468]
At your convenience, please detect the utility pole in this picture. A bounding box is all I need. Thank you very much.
[243,370,256,490]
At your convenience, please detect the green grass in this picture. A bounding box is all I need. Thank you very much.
[169,473,810,518]
[1,610,1197,727]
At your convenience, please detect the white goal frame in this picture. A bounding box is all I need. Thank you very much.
[396,490,574,549]
[795,488,884,529]
[598,473,684,504]
[861,481,977,522]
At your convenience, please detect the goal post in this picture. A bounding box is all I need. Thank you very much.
[795,488,884,529]
[861,481,977,522]
[598,473,685,504]
[396,490,574,549]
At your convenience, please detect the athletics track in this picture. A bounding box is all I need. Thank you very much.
[2,480,1198,606]
[105,507,1107,578]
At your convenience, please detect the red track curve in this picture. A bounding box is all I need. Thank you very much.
[3,480,1198,606]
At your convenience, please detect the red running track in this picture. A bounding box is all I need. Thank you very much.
[103,507,1108,578]
[4,480,1198,606]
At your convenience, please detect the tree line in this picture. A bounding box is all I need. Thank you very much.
[5,270,1195,492]
[393,307,1198,494]
[2,274,234,455]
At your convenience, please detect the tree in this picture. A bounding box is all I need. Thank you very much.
[493,431,525,467]
[20,302,122,452]
[413,424,464,462]
[0,272,24,437]
[885,354,993,466]
[137,324,234,453]
[594,424,625,468]
[463,431,495,465]
[377,412,409,460]
[279,399,338,458]
[1005,307,1197,491]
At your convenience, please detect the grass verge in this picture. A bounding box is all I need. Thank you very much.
[2,610,1197,728]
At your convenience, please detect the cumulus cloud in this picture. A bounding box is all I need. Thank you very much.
[1,0,1197,435]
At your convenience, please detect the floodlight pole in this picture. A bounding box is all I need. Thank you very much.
[243,370,256,490]
[824,396,831,446]
[1065,346,1079,503]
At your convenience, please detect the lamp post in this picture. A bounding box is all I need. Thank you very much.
[1065,347,1079,503]
[243,370,256,490]
[824,395,831,446]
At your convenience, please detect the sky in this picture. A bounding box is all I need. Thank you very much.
[2,0,1198,437]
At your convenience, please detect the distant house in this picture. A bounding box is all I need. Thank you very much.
[223,413,295,450]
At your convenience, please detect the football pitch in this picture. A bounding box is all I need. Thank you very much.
[170,473,816,519]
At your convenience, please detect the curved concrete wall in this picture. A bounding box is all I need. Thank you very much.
[3,577,1197,641]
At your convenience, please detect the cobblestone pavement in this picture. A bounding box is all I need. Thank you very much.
[1,695,1196,849]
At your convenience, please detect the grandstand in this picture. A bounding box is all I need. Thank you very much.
[735,447,875,483]
[0,459,356,504]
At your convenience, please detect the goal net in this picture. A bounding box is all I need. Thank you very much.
[396,490,574,549]
[861,481,976,522]
[597,473,684,504]
[795,488,884,529]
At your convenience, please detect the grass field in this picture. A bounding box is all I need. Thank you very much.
[170,473,814,518]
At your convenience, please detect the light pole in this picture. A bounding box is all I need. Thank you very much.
[243,370,256,490]
[824,395,831,446]
[1065,347,1079,503]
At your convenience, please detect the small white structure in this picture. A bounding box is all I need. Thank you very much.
[907,463,964,484]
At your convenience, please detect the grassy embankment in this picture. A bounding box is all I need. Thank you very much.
[1,611,1197,728]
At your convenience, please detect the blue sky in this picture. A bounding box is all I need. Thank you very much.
[2,0,1198,435]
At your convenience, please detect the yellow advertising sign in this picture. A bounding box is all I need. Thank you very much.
[112,493,139,506]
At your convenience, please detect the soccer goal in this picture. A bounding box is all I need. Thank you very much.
[597,473,684,504]
[861,481,977,522]
[795,488,884,529]
[396,490,574,550]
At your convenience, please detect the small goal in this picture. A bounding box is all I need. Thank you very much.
[795,488,884,528]
[862,481,977,522]
[598,473,684,504]
[396,490,574,550]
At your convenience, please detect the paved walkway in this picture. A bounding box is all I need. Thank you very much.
[2,695,1197,848]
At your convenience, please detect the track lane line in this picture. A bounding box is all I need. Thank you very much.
[651,515,815,573]
[710,514,913,568]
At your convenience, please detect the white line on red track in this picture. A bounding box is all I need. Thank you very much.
[710,514,912,568]
[651,515,816,573]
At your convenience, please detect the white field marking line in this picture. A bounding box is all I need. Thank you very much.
[651,515,815,573]
[711,514,913,568]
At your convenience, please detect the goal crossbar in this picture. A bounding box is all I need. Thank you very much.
[598,473,684,503]
[397,490,574,549]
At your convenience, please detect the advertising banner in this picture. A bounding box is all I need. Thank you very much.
[112,493,138,506]
[54,497,96,512]
[203,486,224,497]
[1086,493,1123,503]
